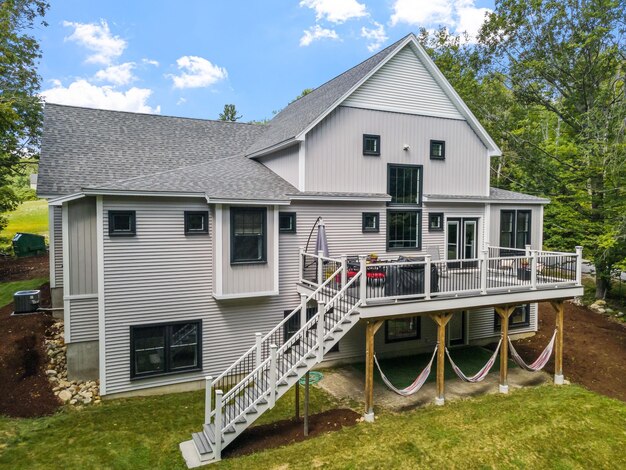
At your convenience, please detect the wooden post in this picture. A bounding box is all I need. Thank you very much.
[495,306,514,393]
[430,313,452,405]
[364,320,384,422]
[304,372,310,436]
[552,300,565,385]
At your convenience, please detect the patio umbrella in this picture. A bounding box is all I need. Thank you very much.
[315,217,329,258]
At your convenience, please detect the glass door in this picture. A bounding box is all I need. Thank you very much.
[463,220,477,268]
[447,220,460,268]
[446,218,479,269]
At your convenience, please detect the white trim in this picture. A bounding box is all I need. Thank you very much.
[289,194,391,202]
[246,137,300,159]
[298,140,306,191]
[214,204,223,297]
[96,196,106,395]
[213,290,280,301]
[38,193,60,200]
[207,198,291,206]
[424,196,548,205]
[62,203,71,343]
[484,203,491,251]
[48,205,56,288]
[64,293,98,301]
[273,205,279,294]
[49,192,86,206]
[83,189,205,198]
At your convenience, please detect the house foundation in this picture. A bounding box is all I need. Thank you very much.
[67,340,99,381]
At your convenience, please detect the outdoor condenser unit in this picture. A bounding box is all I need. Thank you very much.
[13,290,40,314]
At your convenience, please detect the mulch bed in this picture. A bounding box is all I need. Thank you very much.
[223,409,360,458]
[0,254,50,282]
[513,301,626,402]
[0,282,61,418]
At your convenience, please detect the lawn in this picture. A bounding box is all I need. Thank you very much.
[0,199,48,252]
[0,278,49,308]
[0,384,623,469]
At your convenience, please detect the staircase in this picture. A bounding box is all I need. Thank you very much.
[180,262,363,467]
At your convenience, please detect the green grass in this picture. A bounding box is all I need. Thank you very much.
[0,199,48,252]
[352,346,514,387]
[0,384,624,469]
[0,278,49,308]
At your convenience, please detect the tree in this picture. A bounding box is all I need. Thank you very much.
[290,88,313,104]
[478,0,626,298]
[218,104,242,122]
[0,0,48,231]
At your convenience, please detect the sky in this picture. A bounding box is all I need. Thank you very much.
[36,0,495,122]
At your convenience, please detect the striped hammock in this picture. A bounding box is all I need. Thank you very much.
[445,339,502,383]
[374,346,437,396]
[508,329,557,371]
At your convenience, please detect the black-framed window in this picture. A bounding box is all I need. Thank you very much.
[494,304,530,329]
[388,164,422,205]
[429,212,444,231]
[430,140,445,160]
[363,134,380,156]
[362,212,380,233]
[130,321,201,379]
[387,164,423,250]
[184,211,209,235]
[385,316,421,343]
[279,212,296,233]
[109,211,136,237]
[500,210,532,253]
[231,207,267,264]
[283,307,338,353]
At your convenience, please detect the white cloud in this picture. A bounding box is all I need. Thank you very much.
[176,97,187,105]
[361,22,388,52]
[63,20,126,65]
[94,62,136,86]
[142,58,160,67]
[299,0,367,23]
[455,1,490,41]
[168,56,228,89]
[41,79,160,114]
[300,25,340,46]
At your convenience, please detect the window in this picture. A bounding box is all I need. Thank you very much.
[184,211,208,235]
[500,210,532,254]
[130,321,201,378]
[362,212,380,233]
[363,134,380,156]
[429,213,444,231]
[387,164,423,250]
[109,211,136,236]
[231,207,267,264]
[430,140,445,160]
[279,212,296,233]
[494,305,530,329]
[385,317,421,343]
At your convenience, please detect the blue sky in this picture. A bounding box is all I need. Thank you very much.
[37,0,495,122]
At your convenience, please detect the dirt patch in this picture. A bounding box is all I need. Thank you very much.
[513,301,626,402]
[0,254,50,282]
[224,409,360,458]
[0,282,61,418]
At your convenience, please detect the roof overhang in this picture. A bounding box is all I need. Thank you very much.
[289,193,391,203]
[423,196,549,205]
[247,137,301,160]
[207,197,291,206]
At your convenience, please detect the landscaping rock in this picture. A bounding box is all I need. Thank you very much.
[45,369,57,376]
[58,390,72,402]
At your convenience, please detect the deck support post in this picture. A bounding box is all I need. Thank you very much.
[364,319,384,422]
[204,376,213,425]
[304,372,310,436]
[495,306,515,393]
[214,389,223,460]
[552,300,565,385]
[430,313,453,405]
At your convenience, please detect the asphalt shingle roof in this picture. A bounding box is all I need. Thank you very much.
[38,104,267,196]
[424,188,549,203]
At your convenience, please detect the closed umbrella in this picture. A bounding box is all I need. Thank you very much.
[315,218,329,258]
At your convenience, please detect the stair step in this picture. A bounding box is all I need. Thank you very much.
[203,423,224,444]
[287,371,298,378]
[224,424,236,434]
[297,363,308,369]
[246,406,258,415]
[324,337,335,343]
[192,431,213,456]
[236,416,247,424]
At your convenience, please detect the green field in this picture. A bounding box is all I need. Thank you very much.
[0,384,623,469]
[0,199,48,252]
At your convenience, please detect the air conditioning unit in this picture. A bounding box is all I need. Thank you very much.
[13,290,40,314]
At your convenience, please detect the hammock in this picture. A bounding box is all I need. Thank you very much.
[374,346,437,396]
[508,329,557,371]
[445,339,502,383]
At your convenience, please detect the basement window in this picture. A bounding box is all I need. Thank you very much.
[130,321,201,379]
[494,304,530,330]
[363,134,381,156]
[109,211,136,237]
[430,140,445,160]
[385,316,421,343]
[184,211,209,235]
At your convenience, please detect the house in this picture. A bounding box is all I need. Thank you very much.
[37,34,583,466]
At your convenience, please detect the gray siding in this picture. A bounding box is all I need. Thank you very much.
[69,296,99,342]
[305,106,489,196]
[53,206,63,288]
[342,44,464,120]
[258,144,300,189]
[489,204,544,250]
[469,304,538,340]
[68,197,98,295]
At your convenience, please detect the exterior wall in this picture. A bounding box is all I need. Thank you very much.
[422,203,486,257]
[68,197,98,295]
[66,341,99,381]
[469,304,538,341]
[52,205,63,288]
[258,144,300,189]
[304,106,489,196]
[489,204,544,250]
[342,44,464,120]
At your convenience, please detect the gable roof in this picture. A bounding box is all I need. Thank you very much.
[38,104,266,197]
[246,33,501,158]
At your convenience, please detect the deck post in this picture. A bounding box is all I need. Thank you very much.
[317,250,324,284]
[295,379,300,419]
[340,254,348,290]
[431,313,452,405]
[214,389,223,460]
[204,376,213,425]
[480,250,488,295]
[255,332,262,368]
[525,244,531,257]
[304,372,310,436]
[317,301,325,362]
[359,255,368,304]
[364,320,384,422]
[575,246,583,286]
[424,255,432,300]
[530,250,538,290]
[269,344,277,408]
[300,294,308,330]
[496,306,514,393]
[552,300,565,385]
[298,247,305,283]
